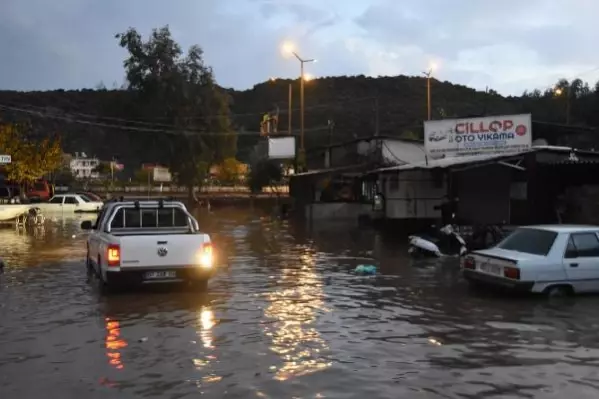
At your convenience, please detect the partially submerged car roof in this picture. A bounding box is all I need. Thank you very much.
[519,225,599,234]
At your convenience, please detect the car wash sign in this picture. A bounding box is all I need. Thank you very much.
[424,114,532,158]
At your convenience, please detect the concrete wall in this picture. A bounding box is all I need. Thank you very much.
[382,169,446,219]
[305,202,373,220]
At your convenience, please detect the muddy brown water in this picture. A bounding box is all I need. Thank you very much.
[1,209,599,398]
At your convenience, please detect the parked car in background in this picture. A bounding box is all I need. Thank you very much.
[37,193,103,213]
[462,225,599,297]
[26,180,54,202]
[0,185,18,204]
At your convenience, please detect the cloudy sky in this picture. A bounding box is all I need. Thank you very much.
[1,0,598,96]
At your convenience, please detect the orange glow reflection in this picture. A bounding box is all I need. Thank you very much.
[192,307,222,386]
[105,317,127,370]
[264,250,332,381]
[199,308,215,349]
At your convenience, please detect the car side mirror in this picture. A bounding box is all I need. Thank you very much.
[80,220,93,230]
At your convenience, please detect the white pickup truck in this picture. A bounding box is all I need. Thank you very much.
[81,199,215,289]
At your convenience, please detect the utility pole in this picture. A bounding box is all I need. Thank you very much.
[288,83,292,135]
[374,97,380,136]
[328,119,335,146]
[566,85,571,125]
[483,86,489,115]
[422,70,432,120]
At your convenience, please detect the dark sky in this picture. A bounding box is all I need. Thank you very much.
[1,0,598,95]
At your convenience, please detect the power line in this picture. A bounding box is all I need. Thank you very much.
[0,104,330,136]
[1,95,377,127]
[530,66,599,94]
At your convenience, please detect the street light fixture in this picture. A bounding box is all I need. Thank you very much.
[554,85,571,124]
[281,41,315,171]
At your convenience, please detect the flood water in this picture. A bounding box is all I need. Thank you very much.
[2,209,599,398]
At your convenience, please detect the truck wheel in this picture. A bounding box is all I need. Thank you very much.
[545,285,573,298]
[96,256,109,293]
[85,251,93,281]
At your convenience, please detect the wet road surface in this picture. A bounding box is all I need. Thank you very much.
[2,210,599,398]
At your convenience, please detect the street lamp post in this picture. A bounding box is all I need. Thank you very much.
[282,43,315,172]
[292,51,315,171]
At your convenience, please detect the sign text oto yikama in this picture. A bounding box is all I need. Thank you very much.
[424,114,532,158]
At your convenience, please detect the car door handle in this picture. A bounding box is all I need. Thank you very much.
[570,263,579,267]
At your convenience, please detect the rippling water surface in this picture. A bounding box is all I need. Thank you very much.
[2,209,599,398]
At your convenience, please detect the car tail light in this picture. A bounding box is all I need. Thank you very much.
[463,256,475,269]
[107,244,120,267]
[504,266,520,280]
[198,242,213,269]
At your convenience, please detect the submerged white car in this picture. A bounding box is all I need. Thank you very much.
[38,193,103,213]
[461,225,599,297]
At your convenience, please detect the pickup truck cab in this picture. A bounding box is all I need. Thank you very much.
[461,225,599,297]
[81,199,214,289]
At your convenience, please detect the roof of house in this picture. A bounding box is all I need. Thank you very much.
[367,145,599,175]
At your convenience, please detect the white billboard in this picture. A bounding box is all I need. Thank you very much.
[268,137,296,159]
[152,166,172,182]
[0,155,11,164]
[424,114,532,158]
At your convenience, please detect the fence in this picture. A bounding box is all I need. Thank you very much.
[56,184,289,194]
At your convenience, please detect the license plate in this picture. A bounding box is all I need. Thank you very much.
[144,271,177,279]
[480,263,501,275]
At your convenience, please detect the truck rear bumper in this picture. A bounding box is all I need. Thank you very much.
[105,267,214,285]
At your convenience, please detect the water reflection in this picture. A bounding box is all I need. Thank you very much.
[263,247,332,381]
[0,216,86,267]
[105,317,127,370]
[198,307,215,349]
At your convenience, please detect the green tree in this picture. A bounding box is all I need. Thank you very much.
[93,162,112,177]
[247,160,283,194]
[115,26,236,200]
[0,123,62,184]
[134,168,151,184]
[216,157,243,184]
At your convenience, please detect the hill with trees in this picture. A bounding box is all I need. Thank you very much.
[0,25,598,170]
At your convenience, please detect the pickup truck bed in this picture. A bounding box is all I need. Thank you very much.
[82,200,215,289]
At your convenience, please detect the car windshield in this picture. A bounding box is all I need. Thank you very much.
[495,228,557,256]
[78,194,91,202]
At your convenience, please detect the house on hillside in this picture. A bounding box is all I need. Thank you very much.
[70,152,100,180]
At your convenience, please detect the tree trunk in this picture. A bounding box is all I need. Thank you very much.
[187,184,194,205]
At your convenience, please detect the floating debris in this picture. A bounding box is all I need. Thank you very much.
[354,264,377,275]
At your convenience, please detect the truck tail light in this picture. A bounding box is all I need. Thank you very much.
[463,256,475,269]
[504,266,520,280]
[198,242,213,269]
[107,244,120,267]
